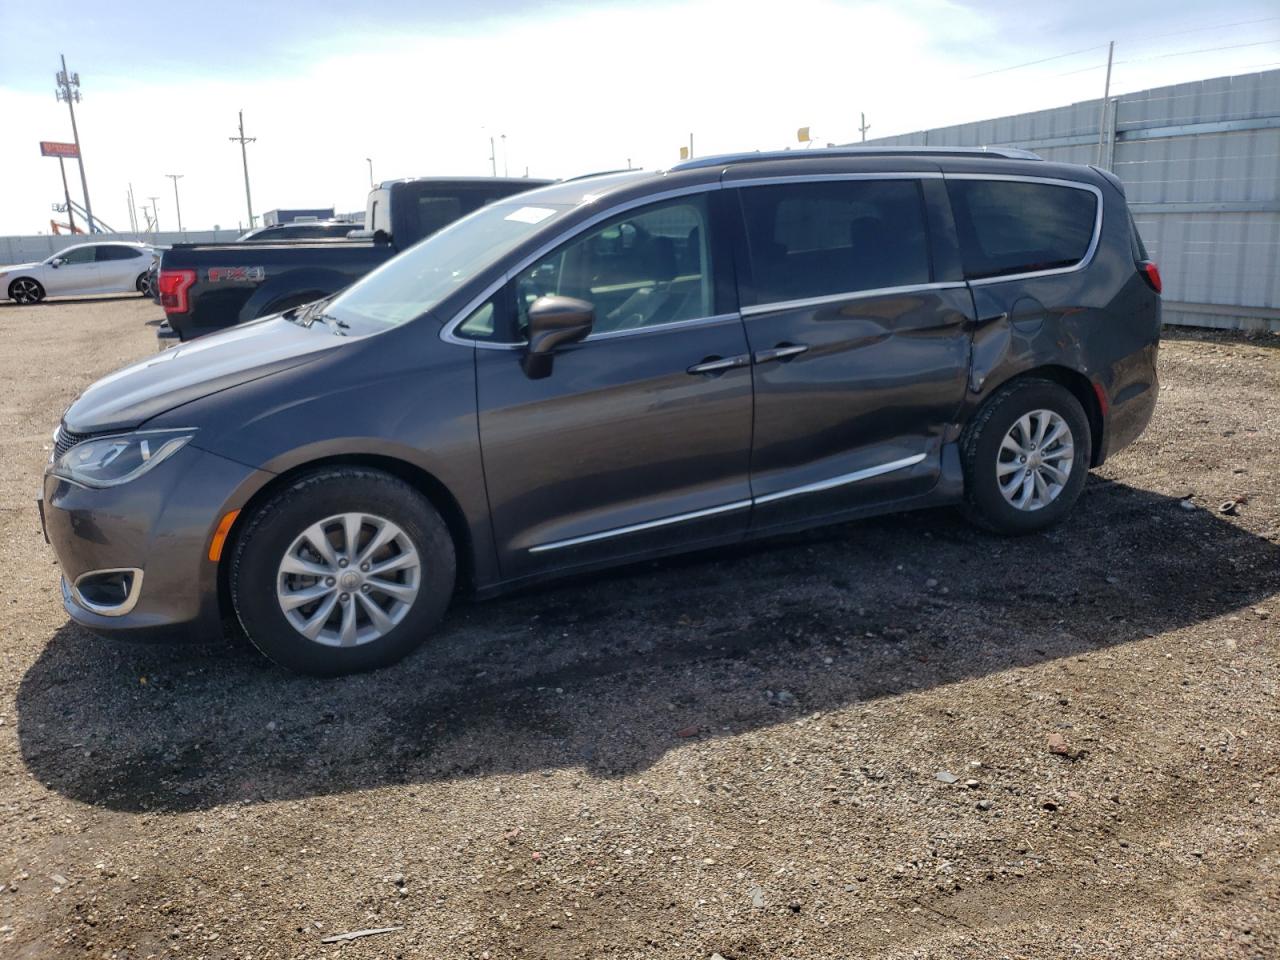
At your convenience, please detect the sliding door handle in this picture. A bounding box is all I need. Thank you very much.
[755,343,809,364]
[687,354,750,375]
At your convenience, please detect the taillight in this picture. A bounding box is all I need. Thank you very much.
[157,269,196,314]
[1139,260,1162,294]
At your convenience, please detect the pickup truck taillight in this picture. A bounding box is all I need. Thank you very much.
[157,269,196,314]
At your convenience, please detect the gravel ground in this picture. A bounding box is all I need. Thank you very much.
[1,296,1277,959]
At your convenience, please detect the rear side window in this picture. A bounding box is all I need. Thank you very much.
[416,195,466,237]
[739,179,930,305]
[95,245,142,261]
[947,179,1098,280]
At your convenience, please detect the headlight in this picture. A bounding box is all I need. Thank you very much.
[53,429,195,488]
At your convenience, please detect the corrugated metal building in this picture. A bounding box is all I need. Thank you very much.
[862,68,1280,332]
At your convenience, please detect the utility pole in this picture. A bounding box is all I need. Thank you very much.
[488,136,496,176]
[500,134,508,177]
[366,157,374,188]
[229,110,257,228]
[57,158,77,233]
[127,183,137,233]
[689,132,694,159]
[55,54,95,233]
[1096,40,1115,165]
[165,174,184,232]
[147,196,161,232]
[859,112,871,142]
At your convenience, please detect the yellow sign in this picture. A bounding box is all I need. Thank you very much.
[797,126,811,143]
[679,146,690,160]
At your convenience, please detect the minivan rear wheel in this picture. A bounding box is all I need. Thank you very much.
[959,378,1092,535]
[229,467,456,675]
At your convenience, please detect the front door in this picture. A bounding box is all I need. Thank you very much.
[45,245,100,295]
[730,176,974,532]
[471,192,754,580]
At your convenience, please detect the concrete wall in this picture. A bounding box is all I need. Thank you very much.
[862,68,1280,332]
[0,231,242,266]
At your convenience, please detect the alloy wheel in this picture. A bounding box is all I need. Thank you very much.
[275,512,421,647]
[10,279,41,305]
[996,409,1074,511]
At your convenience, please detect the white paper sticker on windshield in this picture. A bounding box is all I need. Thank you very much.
[504,206,557,224]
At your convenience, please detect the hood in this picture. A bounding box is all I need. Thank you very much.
[62,317,345,433]
[0,261,41,275]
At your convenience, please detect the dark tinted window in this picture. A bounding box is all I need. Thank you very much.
[57,246,96,264]
[514,196,713,337]
[95,245,143,261]
[947,179,1097,280]
[416,196,465,237]
[739,179,929,305]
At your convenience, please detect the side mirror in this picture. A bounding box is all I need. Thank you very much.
[521,295,594,379]
[50,258,64,268]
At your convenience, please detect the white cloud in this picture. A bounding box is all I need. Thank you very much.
[0,0,1272,234]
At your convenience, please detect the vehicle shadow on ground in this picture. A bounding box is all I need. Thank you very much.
[16,479,1280,813]
[0,295,148,309]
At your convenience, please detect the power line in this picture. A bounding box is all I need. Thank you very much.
[1057,38,1280,76]
[967,44,1107,79]
[965,16,1280,82]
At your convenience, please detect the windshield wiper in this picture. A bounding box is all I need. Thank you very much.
[286,297,349,333]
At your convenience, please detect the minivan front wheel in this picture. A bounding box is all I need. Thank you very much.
[960,378,1092,534]
[230,468,456,675]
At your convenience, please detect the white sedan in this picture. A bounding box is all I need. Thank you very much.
[0,241,160,305]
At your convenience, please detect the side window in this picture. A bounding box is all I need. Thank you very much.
[947,179,1098,280]
[417,196,465,238]
[739,179,929,305]
[457,300,496,339]
[58,246,96,265]
[514,196,713,338]
[96,245,141,261]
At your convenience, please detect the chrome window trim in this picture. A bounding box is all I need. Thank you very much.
[65,567,144,617]
[942,174,1105,286]
[441,182,725,349]
[529,500,752,554]
[528,452,927,552]
[585,312,743,343]
[740,281,967,318]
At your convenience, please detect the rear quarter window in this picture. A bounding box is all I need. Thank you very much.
[947,179,1098,280]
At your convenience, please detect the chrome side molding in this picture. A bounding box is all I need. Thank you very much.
[528,452,927,553]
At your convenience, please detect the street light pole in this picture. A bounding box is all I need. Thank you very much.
[147,196,161,232]
[55,54,95,233]
[229,110,257,228]
[165,173,184,232]
[366,157,374,187]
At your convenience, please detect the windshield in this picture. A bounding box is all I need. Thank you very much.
[326,200,573,329]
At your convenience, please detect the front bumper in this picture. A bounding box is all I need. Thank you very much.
[42,444,271,641]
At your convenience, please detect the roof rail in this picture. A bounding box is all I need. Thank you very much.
[669,145,1042,172]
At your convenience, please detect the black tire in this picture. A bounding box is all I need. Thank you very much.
[8,278,45,305]
[229,468,456,676]
[959,377,1092,535]
[136,272,152,296]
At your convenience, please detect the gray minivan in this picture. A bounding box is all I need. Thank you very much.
[42,147,1161,675]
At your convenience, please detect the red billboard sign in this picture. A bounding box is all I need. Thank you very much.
[40,141,79,158]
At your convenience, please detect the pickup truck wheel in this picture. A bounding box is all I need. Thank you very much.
[959,378,1092,535]
[230,468,456,676]
[8,278,44,304]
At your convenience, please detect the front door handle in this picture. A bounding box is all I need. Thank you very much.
[687,354,751,375]
[754,343,809,364]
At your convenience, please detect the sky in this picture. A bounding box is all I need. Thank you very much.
[0,0,1277,236]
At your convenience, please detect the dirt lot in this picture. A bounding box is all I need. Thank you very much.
[1,296,1277,959]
